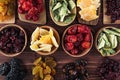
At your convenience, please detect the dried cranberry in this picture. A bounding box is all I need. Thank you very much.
[67,26,77,35]
[32,15,39,21]
[65,43,74,51]
[70,48,78,55]
[84,34,91,42]
[22,1,33,11]
[66,35,77,43]
[76,33,83,42]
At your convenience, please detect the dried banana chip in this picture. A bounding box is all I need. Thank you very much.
[44,75,52,80]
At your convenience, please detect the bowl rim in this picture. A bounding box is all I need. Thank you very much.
[95,26,120,57]
[31,26,60,55]
[49,0,77,26]
[0,24,27,57]
[62,24,93,57]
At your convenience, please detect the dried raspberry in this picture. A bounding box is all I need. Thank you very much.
[82,42,91,49]
[84,34,91,42]
[70,48,78,55]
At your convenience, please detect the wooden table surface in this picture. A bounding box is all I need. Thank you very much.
[0,0,120,80]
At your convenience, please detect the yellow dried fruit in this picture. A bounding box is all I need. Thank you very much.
[44,75,52,80]
[45,60,57,68]
[33,57,57,80]
[51,68,56,76]
[33,57,42,65]
[79,5,98,21]
[45,57,54,62]
[31,27,40,44]
[40,28,49,36]
[32,66,41,75]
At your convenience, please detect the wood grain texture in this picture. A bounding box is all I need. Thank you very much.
[0,0,120,80]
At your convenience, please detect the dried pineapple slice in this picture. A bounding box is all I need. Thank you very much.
[77,0,92,9]
[40,28,49,36]
[79,5,98,21]
[31,27,40,44]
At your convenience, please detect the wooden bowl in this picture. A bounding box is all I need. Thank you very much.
[31,26,60,55]
[0,24,27,57]
[49,0,76,26]
[95,26,120,56]
[62,24,93,57]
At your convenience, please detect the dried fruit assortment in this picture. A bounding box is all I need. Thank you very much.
[0,58,26,80]
[30,27,59,52]
[0,0,15,22]
[105,0,120,23]
[64,24,92,55]
[32,57,57,80]
[18,0,44,21]
[97,27,120,56]
[98,58,120,80]
[63,59,88,80]
[77,0,100,21]
[0,27,25,53]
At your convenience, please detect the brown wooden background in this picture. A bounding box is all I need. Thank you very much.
[0,0,120,80]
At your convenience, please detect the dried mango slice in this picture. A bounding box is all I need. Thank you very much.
[39,35,52,44]
[33,57,42,65]
[31,27,40,44]
[79,5,98,21]
[40,28,49,36]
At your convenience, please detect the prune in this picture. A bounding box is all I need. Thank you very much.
[0,62,11,76]
[98,58,120,80]
[0,27,25,54]
[63,59,88,80]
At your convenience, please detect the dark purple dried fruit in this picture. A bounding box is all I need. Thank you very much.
[63,59,88,80]
[106,0,120,23]
[0,27,25,54]
[98,58,120,80]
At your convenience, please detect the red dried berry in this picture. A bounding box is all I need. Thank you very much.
[66,35,77,43]
[18,7,25,14]
[22,1,33,11]
[18,0,26,5]
[67,26,77,35]
[70,48,78,55]
[84,34,91,42]
[76,33,83,42]
[77,25,85,33]
[82,42,91,49]
[28,7,39,16]
[65,43,74,51]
